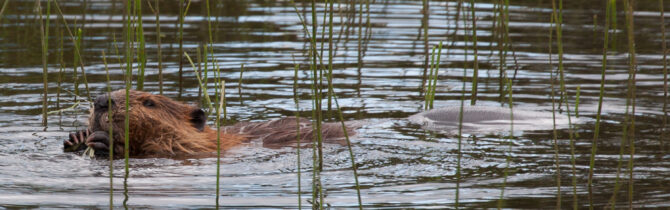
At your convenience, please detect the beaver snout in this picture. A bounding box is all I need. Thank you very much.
[94,94,114,112]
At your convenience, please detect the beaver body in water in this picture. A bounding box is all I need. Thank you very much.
[63,90,354,158]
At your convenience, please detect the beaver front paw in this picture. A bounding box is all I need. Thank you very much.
[64,129,90,152]
[85,131,112,156]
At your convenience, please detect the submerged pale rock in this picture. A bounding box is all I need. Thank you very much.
[408,106,573,135]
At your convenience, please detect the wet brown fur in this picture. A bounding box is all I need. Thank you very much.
[88,90,354,157]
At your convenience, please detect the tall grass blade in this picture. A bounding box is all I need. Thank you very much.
[184,52,214,112]
[0,0,9,22]
[215,64,224,208]
[238,64,244,104]
[135,0,146,90]
[662,0,668,153]
[469,0,479,105]
[623,1,637,207]
[38,0,51,127]
[292,62,302,209]
[102,50,114,209]
[548,13,561,209]
[590,0,615,208]
[57,28,63,114]
[575,86,580,118]
[149,0,163,94]
[123,0,134,207]
[420,0,430,95]
[429,42,443,110]
[424,46,437,110]
[76,28,92,103]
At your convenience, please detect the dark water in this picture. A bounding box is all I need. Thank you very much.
[1,0,670,208]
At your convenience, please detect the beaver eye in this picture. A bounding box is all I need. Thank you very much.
[143,99,155,107]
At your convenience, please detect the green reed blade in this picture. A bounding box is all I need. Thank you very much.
[292,62,302,209]
[420,0,429,96]
[623,0,637,207]
[661,0,668,153]
[429,42,443,110]
[38,0,51,127]
[102,50,114,209]
[470,0,479,105]
[0,0,9,22]
[184,52,214,112]
[123,0,133,208]
[238,64,244,104]
[548,13,562,209]
[135,0,146,91]
[215,62,224,208]
[425,45,437,110]
[151,0,163,94]
[589,0,613,208]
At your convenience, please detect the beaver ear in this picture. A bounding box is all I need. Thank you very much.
[189,109,206,132]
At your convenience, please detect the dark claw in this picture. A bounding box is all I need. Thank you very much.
[64,129,90,152]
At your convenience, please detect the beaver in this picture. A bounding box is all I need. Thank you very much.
[63,90,355,158]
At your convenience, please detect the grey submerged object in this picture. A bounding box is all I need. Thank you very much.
[408,106,572,135]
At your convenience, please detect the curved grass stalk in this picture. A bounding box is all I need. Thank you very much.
[184,52,214,112]
[326,77,363,210]
[0,0,9,22]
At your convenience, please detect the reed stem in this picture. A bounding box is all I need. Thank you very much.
[420,0,430,95]
[123,0,133,207]
[0,0,9,22]
[238,64,244,104]
[153,0,163,94]
[102,50,114,209]
[548,13,561,209]
[38,0,51,127]
[215,63,224,208]
[469,0,479,105]
[135,0,146,90]
[623,1,637,207]
[293,62,302,209]
[184,52,214,112]
[429,42,443,110]
[662,0,668,153]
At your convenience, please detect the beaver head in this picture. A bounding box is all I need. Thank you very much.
[88,90,218,156]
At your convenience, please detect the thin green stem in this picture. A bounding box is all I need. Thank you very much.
[593,0,614,209]
[102,50,114,209]
[293,62,302,209]
[0,0,9,22]
[624,1,637,207]
[429,42,443,110]
[38,0,51,127]
[661,0,668,153]
[548,13,561,209]
[123,0,133,207]
[469,0,479,105]
[215,63,224,209]
[135,0,146,90]
[184,52,214,112]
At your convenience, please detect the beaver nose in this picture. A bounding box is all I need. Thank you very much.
[94,94,113,111]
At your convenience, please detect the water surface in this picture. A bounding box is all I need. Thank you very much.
[1,0,669,208]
